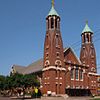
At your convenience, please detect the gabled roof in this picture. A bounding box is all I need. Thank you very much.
[82,23,93,33]
[48,6,59,16]
[64,47,82,65]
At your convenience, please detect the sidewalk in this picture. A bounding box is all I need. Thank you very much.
[10,96,65,100]
[10,96,93,100]
[24,96,92,100]
[26,97,65,100]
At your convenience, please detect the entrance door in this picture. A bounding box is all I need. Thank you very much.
[66,89,91,96]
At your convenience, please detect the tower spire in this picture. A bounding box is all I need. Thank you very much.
[52,0,54,7]
[48,0,59,16]
[82,21,93,33]
[86,20,88,24]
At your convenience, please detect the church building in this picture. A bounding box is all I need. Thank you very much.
[42,0,97,96]
[11,0,98,96]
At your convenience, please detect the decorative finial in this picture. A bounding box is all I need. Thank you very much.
[52,0,54,7]
[86,20,88,24]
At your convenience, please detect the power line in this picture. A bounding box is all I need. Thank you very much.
[94,36,100,43]
[71,32,100,51]
[64,28,100,57]
[73,36,100,52]
[65,28,100,70]
[70,40,81,47]
[69,28,100,49]
[94,29,100,37]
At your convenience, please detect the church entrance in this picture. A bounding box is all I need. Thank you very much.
[66,89,91,96]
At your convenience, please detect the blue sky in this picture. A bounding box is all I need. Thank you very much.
[0,0,100,75]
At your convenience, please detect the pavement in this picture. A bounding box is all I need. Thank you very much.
[39,97,91,100]
[31,97,91,100]
[0,96,93,100]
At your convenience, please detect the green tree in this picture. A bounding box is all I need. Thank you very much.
[0,73,40,91]
[0,75,6,90]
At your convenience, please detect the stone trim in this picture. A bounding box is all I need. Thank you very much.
[88,72,99,76]
[42,66,66,71]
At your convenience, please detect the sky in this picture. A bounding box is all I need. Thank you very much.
[0,0,100,75]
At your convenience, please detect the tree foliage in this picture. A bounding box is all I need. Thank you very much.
[0,75,6,90]
[0,73,40,90]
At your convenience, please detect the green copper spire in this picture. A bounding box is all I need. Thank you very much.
[82,21,93,33]
[52,0,54,7]
[48,0,59,16]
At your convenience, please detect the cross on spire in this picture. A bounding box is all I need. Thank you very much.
[52,0,54,7]
[86,20,88,24]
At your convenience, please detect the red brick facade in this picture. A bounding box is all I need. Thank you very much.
[41,3,98,96]
[97,75,100,95]
[42,13,66,95]
[80,25,97,95]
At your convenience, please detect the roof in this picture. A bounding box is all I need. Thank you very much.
[11,59,43,75]
[82,23,93,33]
[48,6,59,16]
[11,65,26,74]
[64,47,82,65]
[23,59,43,74]
[11,48,83,74]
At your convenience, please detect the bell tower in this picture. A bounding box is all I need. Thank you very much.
[42,0,66,95]
[80,21,97,73]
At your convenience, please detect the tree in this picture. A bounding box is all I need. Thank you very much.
[10,73,40,88]
[0,73,40,97]
[0,75,6,90]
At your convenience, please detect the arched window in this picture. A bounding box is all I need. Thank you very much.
[55,18,57,29]
[82,48,86,58]
[48,19,49,29]
[45,35,49,49]
[83,35,85,43]
[71,68,74,79]
[75,67,79,80]
[56,35,59,46]
[90,34,92,42]
[46,35,48,45]
[86,34,89,42]
[51,17,54,29]
[80,69,83,80]
[82,47,87,58]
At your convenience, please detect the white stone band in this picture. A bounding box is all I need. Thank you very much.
[42,66,66,71]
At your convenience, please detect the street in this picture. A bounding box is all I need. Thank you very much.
[0,96,92,100]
